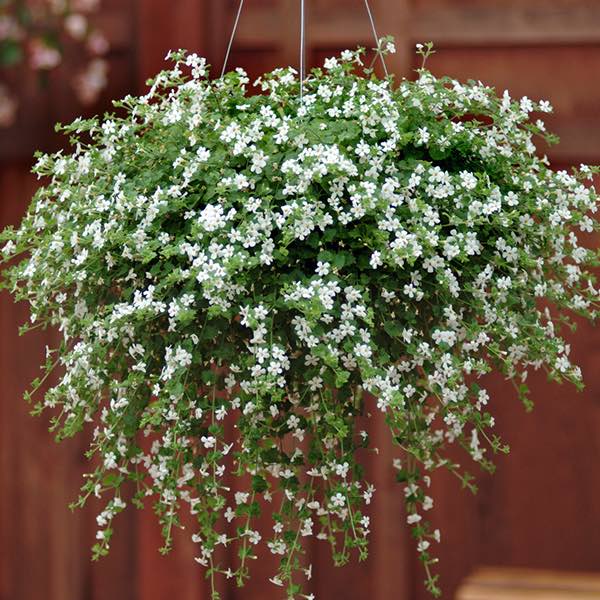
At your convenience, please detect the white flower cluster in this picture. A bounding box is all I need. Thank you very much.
[2,41,598,599]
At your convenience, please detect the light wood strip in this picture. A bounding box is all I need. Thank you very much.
[234,2,600,48]
[457,568,600,600]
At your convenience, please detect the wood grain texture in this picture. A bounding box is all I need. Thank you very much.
[456,567,600,600]
[412,0,600,45]
[135,0,210,93]
[235,1,600,47]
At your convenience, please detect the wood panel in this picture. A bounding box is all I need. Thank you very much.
[0,164,136,600]
[234,0,600,50]
[136,0,210,92]
[412,0,600,45]
[456,567,600,600]
[415,321,600,600]
[0,0,137,160]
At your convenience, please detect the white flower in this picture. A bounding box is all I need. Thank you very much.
[196,146,210,162]
[334,462,349,478]
[2,240,16,256]
[316,261,330,276]
[416,127,430,145]
[355,140,371,158]
[103,452,118,469]
[370,251,382,269]
[308,376,323,391]
[267,540,287,555]
[246,530,261,544]
[235,491,250,505]
[330,493,345,508]
[198,204,226,232]
[432,330,457,347]
[324,57,339,70]
[251,150,267,173]
[200,436,216,449]
[459,171,477,190]
[520,96,534,113]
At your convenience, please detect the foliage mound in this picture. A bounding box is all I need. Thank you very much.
[2,42,599,597]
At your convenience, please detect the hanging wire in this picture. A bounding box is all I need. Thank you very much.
[363,0,389,78]
[220,0,387,93]
[299,0,306,102]
[221,0,245,78]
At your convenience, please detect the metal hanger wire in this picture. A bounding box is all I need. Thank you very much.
[220,0,245,78]
[299,0,306,102]
[363,0,389,77]
[220,0,388,91]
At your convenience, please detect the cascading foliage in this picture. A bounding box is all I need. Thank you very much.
[1,41,599,597]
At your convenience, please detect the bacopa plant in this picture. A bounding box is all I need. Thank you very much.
[1,41,598,597]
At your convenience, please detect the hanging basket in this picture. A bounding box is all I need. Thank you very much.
[1,41,598,598]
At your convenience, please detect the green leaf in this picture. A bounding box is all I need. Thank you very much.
[0,39,23,66]
[251,475,268,493]
[335,370,350,386]
[383,321,403,338]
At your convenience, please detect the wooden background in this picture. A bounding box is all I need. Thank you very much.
[1,1,600,599]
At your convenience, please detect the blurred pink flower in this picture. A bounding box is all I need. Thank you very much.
[0,15,23,41]
[87,30,109,55]
[1,0,109,117]
[0,84,18,127]
[29,38,61,70]
[65,13,88,40]
[74,57,107,104]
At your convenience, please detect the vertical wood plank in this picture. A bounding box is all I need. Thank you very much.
[205,0,229,72]
[280,0,303,73]
[367,411,413,600]
[0,164,87,600]
[372,0,412,78]
[135,0,211,92]
[137,509,206,600]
